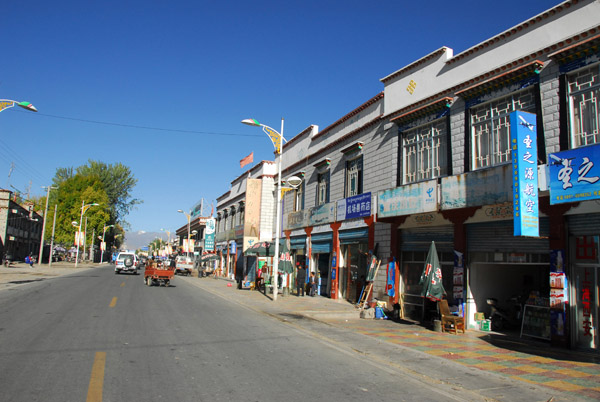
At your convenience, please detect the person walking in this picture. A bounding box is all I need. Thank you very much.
[296,262,306,297]
[309,272,317,296]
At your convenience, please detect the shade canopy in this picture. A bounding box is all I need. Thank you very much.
[419,241,446,301]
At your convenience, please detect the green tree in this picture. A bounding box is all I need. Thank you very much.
[76,160,141,224]
[47,175,111,247]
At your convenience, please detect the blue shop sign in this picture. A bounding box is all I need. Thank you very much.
[549,144,600,205]
[510,111,539,237]
[338,192,371,220]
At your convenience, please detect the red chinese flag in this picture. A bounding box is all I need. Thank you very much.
[240,152,254,168]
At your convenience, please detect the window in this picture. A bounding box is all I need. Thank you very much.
[568,64,600,148]
[402,118,447,184]
[345,157,363,197]
[470,88,535,170]
[239,204,245,225]
[317,171,330,205]
[294,181,304,211]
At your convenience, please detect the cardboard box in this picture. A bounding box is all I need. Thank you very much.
[479,319,491,332]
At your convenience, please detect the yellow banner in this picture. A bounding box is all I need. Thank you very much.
[263,126,282,154]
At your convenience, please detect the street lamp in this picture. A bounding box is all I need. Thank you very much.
[161,228,172,247]
[75,201,99,268]
[99,224,115,264]
[38,185,57,264]
[177,210,191,257]
[241,118,285,301]
[0,99,38,113]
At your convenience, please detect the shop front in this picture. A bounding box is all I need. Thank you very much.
[339,227,369,303]
[289,234,307,291]
[311,231,332,297]
[567,213,600,351]
[466,218,551,335]
[399,223,454,322]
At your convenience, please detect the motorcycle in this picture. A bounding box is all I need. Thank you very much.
[487,297,522,331]
[3,253,13,267]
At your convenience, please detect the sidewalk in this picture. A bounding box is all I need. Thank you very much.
[0,261,101,289]
[183,275,600,402]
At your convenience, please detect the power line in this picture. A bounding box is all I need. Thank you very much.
[17,110,264,138]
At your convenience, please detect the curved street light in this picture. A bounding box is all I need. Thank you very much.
[0,99,38,113]
[99,224,115,264]
[241,118,285,301]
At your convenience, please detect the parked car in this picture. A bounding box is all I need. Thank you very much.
[114,252,139,275]
[175,255,194,276]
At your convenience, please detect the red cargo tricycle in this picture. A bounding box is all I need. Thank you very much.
[144,259,174,287]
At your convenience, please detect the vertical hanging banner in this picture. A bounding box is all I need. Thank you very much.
[510,111,539,237]
[205,218,216,251]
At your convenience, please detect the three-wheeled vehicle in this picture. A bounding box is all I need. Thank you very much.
[144,258,174,287]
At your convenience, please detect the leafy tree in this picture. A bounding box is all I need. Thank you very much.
[45,160,139,251]
[52,167,74,187]
[76,160,141,224]
[47,175,111,247]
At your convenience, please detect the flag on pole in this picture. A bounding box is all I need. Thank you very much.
[240,152,254,168]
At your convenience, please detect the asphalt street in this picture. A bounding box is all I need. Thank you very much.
[0,265,498,402]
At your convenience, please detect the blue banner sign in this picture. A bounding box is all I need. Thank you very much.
[548,144,600,205]
[510,111,539,237]
[337,192,371,221]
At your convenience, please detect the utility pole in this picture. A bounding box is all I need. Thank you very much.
[38,185,57,264]
[49,204,57,268]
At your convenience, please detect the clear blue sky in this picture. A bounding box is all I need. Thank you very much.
[1,0,561,233]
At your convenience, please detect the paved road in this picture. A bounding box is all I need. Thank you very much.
[0,265,499,402]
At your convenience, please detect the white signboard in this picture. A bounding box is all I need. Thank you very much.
[378,180,437,218]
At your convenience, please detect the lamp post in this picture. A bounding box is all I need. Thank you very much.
[161,228,171,245]
[75,201,99,268]
[37,185,58,264]
[241,118,285,301]
[177,210,191,257]
[100,224,115,264]
[0,99,38,114]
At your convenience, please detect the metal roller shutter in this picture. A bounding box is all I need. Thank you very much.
[401,225,454,252]
[339,228,369,245]
[467,218,550,253]
[567,213,600,236]
[311,233,333,254]
[290,236,306,249]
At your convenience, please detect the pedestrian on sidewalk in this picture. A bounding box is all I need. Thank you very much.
[25,255,33,268]
[309,272,317,296]
[296,262,306,297]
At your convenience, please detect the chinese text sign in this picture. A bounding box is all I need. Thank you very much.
[510,111,539,237]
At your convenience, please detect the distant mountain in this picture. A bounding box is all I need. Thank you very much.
[122,231,165,251]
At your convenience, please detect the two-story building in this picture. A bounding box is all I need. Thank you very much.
[207,0,600,351]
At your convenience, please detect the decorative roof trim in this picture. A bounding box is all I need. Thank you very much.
[381,47,450,83]
[454,60,543,98]
[311,93,383,141]
[547,30,600,59]
[313,158,331,169]
[340,141,364,155]
[282,115,383,178]
[389,96,453,123]
[448,0,581,65]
